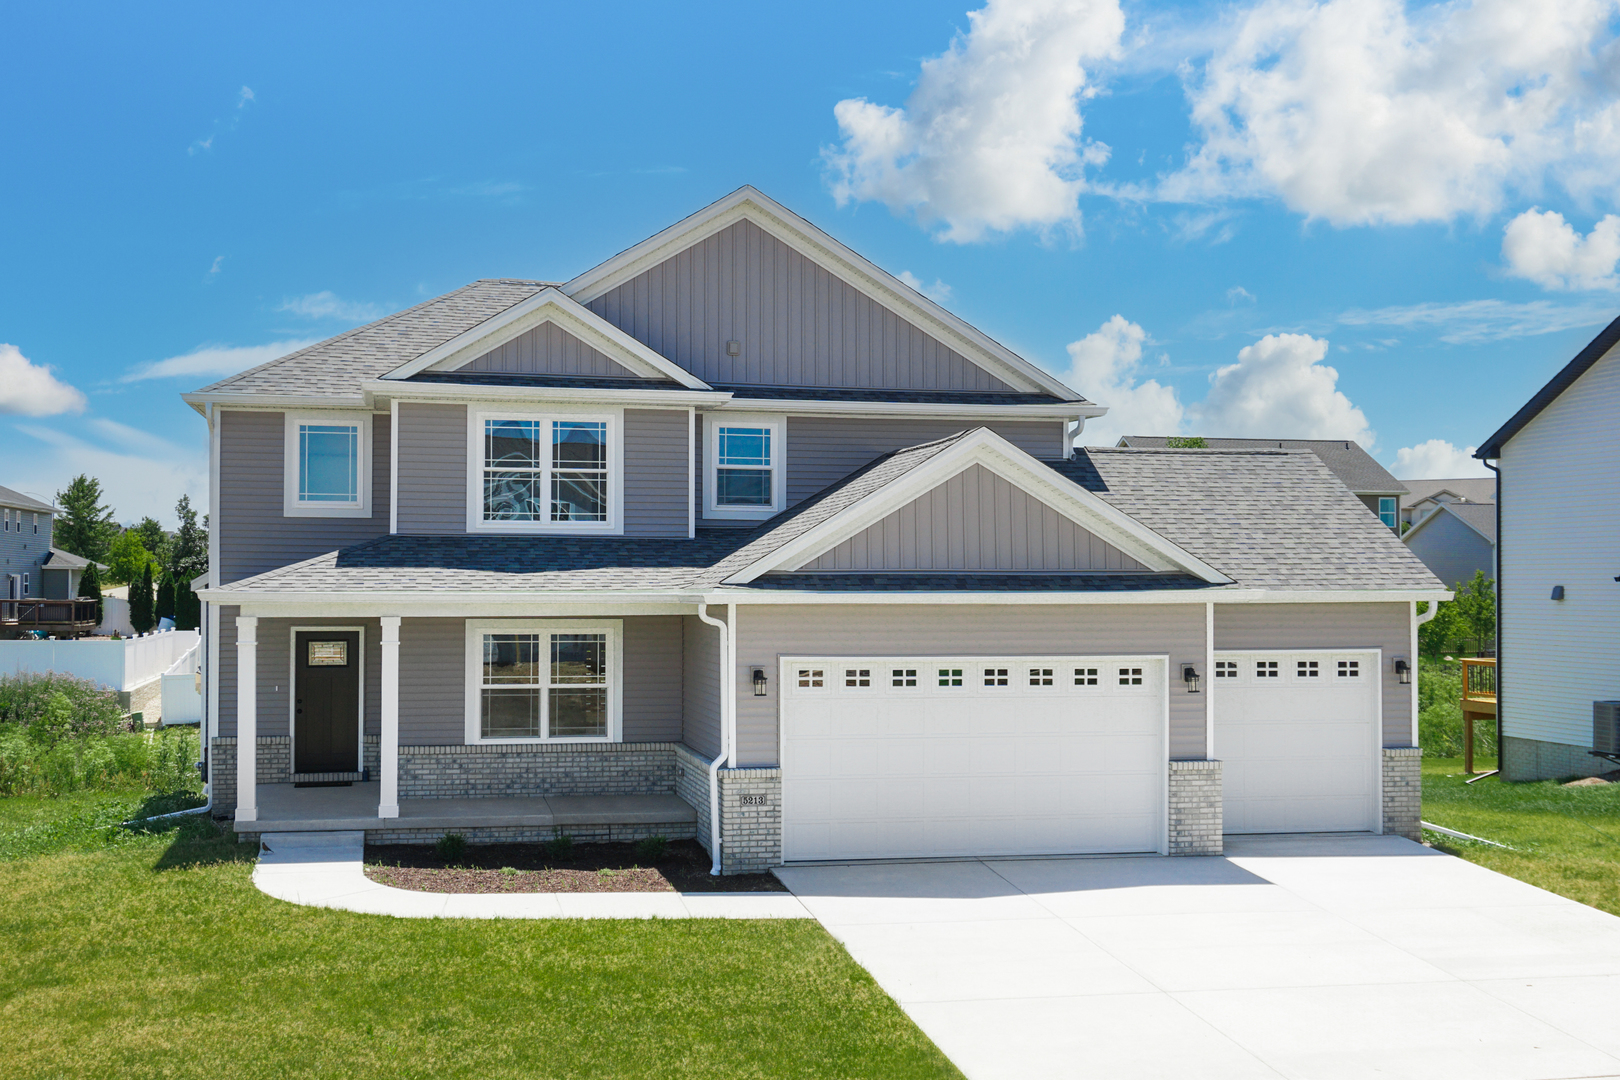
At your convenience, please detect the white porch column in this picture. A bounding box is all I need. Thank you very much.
[379,616,401,818]
[234,615,259,823]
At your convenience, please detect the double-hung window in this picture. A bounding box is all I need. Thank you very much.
[467,620,620,742]
[705,413,783,520]
[1378,497,1397,529]
[473,413,618,531]
[284,412,371,517]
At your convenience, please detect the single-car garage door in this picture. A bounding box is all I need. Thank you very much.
[781,656,1166,862]
[1214,651,1381,834]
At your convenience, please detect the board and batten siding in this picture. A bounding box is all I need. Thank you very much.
[215,613,382,740]
[799,463,1145,572]
[624,409,691,537]
[217,410,391,584]
[460,321,639,377]
[735,603,1210,768]
[394,402,468,534]
[1213,603,1412,748]
[681,615,722,759]
[1403,512,1493,593]
[588,219,1015,390]
[1500,342,1620,749]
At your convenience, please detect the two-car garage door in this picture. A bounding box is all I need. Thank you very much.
[781,656,1166,862]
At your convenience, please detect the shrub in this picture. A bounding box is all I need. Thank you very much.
[0,725,199,797]
[545,832,574,860]
[435,832,468,861]
[635,835,669,863]
[0,672,125,739]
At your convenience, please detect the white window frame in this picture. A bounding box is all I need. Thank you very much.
[463,619,623,744]
[283,411,373,518]
[466,407,624,534]
[1378,497,1398,528]
[704,412,785,521]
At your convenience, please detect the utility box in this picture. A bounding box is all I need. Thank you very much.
[1593,702,1620,754]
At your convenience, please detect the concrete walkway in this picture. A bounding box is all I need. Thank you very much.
[252,831,810,919]
[777,835,1620,1080]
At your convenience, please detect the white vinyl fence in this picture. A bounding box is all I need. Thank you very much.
[159,641,203,725]
[0,628,200,693]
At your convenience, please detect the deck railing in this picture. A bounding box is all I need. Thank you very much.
[1460,657,1497,775]
[0,599,100,632]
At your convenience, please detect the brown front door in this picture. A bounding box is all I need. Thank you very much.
[294,630,360,774]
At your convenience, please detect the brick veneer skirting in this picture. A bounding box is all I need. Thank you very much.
[397,742,678,800]
[1167,759,1223,855]
[672,743,783,874]
[208,736,291,813]
[1502,735,1610,782]
[1381,747,1422,840]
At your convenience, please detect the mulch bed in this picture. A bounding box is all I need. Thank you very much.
[363,838,786,894]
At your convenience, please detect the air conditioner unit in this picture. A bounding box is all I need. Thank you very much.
[1594,702,1620,755]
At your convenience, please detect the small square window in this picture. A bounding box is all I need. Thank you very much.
[1337,660,1360,678]
[1118,667,1143,686]
[1256,661,1278,677]
[1073,667,1098,686]
[797,668,824,688]
[938,668,963,687]
[1215,661,1238,678]
[984,668,1009,687]
[1297,660,1320,678]
[891,668,918,687]
[844,668,871,688]
[1029,667,1054,686]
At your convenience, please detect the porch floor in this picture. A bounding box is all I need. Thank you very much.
[233,782,698,834]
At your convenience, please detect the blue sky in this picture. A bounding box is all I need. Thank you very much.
[5,0,1619,525]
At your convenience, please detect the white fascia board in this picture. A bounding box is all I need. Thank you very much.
[718,397,1103,421]
[360,380,731,409]
[562,186,1083,400]
[378,287,712,389]
[701,587,1455,606]
[723,428,1233,585]
[221,597,697,618]
[182,392,372,411]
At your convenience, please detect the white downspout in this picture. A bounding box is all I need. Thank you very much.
[696,602,732,876]
[1412,600,1441,746]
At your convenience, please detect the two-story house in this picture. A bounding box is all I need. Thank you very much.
[187,188,1446,872]
[0,484,54,602]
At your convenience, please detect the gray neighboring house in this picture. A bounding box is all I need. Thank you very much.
[1399,477,1495,529]
[1114,436,1408,528]
[1400,501,1495,591]
[184,186,1447,871]
[0,485,55,600]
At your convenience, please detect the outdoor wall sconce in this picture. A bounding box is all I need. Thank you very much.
[1182,665,1201,694]
[752,668,768,696]
[1551,585,1566,601]
[1394,657,1411,685]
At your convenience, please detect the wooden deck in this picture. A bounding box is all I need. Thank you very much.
[1461,657,1496,775]
[0,599,99,637]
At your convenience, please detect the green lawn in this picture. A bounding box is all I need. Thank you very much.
[1422,755,1620,917]
[0,792,959,1080]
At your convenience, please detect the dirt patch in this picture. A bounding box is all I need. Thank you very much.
[363,838,786,894]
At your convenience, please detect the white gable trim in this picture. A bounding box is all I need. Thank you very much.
[722,428,1232,585]
[378,288,712,389]
[562,187,1085,401]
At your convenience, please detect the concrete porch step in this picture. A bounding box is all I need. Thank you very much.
[235,782,697,834]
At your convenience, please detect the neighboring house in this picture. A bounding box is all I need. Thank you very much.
[1114,437,1408,528]
[185,187,1446,870]
[39,547,94,599]
[1400,501,1495,592]
[1477,313,1620,781]
[1398,477,1495,529]
[0,484,54,600]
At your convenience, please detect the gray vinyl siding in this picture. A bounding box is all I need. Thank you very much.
[0,506,50,598]
[735,603,1209,767]
[216,612,382,740]
[461,321,640,377]
[682,615,722,758]
[623,616,683,741]
[1404,514,1494,592]
[588,219,1015,390]
[800,464,1145,572]
[400,617,464,744]
[1213,603,1412,748]
[624,409,691,537]
[217,410,391,584]
[395,403,468,535]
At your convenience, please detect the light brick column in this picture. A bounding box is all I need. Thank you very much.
[1167,759,1223,855]
[234,616,258,823]
[378,616,401,818]
[1381,747,1422,840]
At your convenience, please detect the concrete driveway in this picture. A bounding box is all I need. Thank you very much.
[776,834,1620,1080]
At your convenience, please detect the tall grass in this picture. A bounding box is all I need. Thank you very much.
[1418,658,1497,759]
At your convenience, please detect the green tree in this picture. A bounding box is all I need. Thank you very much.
[79,562,103,624]
[129,563,155,635]
[133,517,170,567]
[172,572,200,631]
[53,475,117,562]
[155,568,176,624]
[1165,436,1209,449]
[104,530,155,586]
[166,495,208,581]
[1452,571,1497,656]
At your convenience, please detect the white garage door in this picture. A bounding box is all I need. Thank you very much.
[781,656,1166,862]
[1214,651,1381,834]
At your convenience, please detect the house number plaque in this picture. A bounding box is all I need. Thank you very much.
[739,794,768,806]
[308,641,348,666]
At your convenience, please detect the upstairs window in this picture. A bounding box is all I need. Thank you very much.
[284,412,371,518]
[472,412,618,532]
[1378,497,1397,529]
[704,413,784,520]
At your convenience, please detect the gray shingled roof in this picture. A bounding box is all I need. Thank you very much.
[0,485,54,513]
[42,548,93,571]
[214,439,1442,596]
[1400,477,1495,509]
[1116,436,1407,496]
[195,279,553,398]
[1418,501,1497,543]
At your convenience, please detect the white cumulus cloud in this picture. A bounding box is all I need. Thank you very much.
[1502,208,1620,290]
[825,0,1124,242]
[279,291,389,323]
[121,339,319,383]
[897,270,954,304]
[0,344,87,416]
[1065,315,1185,445]
[1167,0,1620,225]
[1392,438,1492,478]
[1191,333,1375,445]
